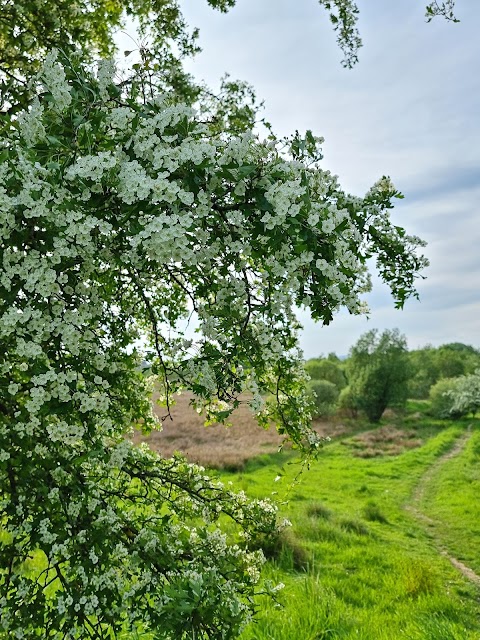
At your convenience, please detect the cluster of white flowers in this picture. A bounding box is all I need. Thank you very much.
[38,518,58,545]
[96,59,116,100]
[108,438,133,469]
[40,50,72,111]
[17,98,46,146]
[65,150,117,182]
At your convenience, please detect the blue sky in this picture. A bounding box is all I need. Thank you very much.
[175,0,480,358]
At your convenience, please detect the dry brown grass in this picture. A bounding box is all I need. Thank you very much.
[347,424,422,458]
[132,392,354,469]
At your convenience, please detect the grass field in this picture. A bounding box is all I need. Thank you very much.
[6,399,480,638]
[134,397,480,638]
[133,390,353,470]
[211,404,480,639]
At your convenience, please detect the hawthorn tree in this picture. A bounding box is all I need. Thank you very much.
[0,50,429,637]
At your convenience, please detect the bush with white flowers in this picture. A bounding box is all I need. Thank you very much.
[447,370,480,417]
[0,52,427,638]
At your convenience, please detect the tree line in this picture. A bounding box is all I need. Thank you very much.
[305,331,480,422]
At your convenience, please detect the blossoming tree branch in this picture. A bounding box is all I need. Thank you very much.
[0,49,428,638]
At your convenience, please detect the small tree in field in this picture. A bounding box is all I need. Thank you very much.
[346,329,410,423]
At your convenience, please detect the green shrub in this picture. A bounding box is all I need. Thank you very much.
[307,379,339,418]
[429,377,461,418]
[304,358,346,389]
[338,385,361,418]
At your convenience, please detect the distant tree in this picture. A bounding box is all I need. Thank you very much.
[307,379,339,418]
[338,385,361,418]
[327,352,341,362]
[346,329,410,423]
[304,358,347,390]
[435,347,467,379]
[429,378,461,418]
[441,342,478,354]
[408,346,439,399]
[447,370,480,418]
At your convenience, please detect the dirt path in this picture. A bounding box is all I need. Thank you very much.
[405,426,480,587]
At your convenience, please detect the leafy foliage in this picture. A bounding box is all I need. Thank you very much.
[346,329,410,423]
[0,52,427,638]
[425,1,459,23]
[318,0,459,68]
[0,0,461,114]
[306,379,339,418]
[0,0,186,113]
[304,358,346,390]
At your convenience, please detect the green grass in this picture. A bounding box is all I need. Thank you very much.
[5,405,480,638]
[419,422,480,573]
[227,408,480,639]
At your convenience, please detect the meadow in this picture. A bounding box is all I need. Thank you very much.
[141,396,480,639]
[5,396,479,639]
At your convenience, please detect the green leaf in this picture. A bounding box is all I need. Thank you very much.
[237,164,256,179]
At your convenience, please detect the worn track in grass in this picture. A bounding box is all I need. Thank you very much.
[405,426,480,586]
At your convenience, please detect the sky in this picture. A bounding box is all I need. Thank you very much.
[166,0,480,358]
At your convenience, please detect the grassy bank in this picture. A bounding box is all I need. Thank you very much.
[223,406,480,639]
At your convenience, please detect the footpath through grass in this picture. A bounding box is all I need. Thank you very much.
[418,422,480,576]
[223,405,480,639]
